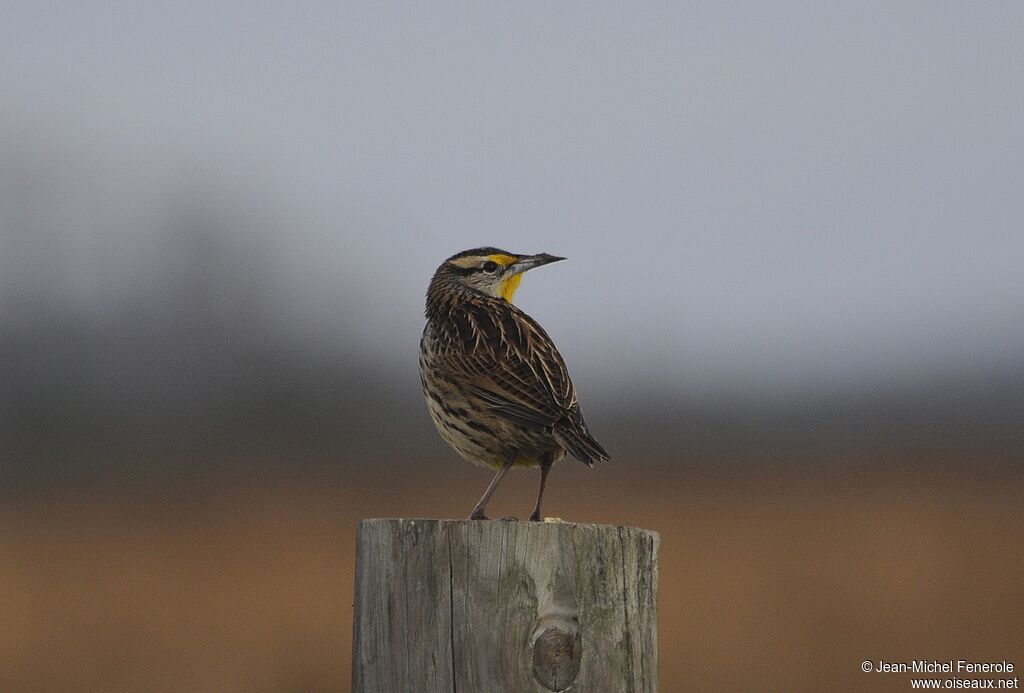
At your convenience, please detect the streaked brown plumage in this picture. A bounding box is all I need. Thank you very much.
[419,247,609,521]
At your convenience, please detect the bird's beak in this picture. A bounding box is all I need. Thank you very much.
[507,253,566,275]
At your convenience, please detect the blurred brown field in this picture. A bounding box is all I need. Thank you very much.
[3,457,1021,692]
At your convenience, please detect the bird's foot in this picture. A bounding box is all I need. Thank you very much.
[500,516,519,522]
[528,511,543,522]
[467,510,488,521]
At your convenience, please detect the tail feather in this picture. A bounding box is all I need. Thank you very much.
[555,419,610,467]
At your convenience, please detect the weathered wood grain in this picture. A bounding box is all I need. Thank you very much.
[352,519,659,692]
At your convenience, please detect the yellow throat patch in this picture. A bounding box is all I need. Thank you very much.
[488,254,522,302]
[500,273,522,302]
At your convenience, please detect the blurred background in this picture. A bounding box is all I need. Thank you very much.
[2,2,1022,691]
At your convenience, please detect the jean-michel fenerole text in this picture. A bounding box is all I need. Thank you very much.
[874,660,1014,674]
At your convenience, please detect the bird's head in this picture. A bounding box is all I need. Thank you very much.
[433,247,566,303]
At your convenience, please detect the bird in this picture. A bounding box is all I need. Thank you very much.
[419,247,609,521]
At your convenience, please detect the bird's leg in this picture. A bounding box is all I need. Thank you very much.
[468,457,515,520]
[528,454,554,522]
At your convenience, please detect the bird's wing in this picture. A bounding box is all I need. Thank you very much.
[435,300,609,464]
[437,301,576,428]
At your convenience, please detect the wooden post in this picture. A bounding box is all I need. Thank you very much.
[352,519,659,692]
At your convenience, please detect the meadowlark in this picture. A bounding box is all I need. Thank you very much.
[419,247,609,521]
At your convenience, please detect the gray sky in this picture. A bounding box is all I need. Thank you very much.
[3,2,1022,397]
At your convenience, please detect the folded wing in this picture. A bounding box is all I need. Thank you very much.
[437,301,609,466]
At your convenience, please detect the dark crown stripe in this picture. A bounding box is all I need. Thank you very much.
[447,247,512,261]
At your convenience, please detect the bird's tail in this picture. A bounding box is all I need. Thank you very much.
[555,414,610,467]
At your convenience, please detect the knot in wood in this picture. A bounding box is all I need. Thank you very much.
[531,626,582,691]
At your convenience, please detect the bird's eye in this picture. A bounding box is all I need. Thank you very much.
[481,261,499,274]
